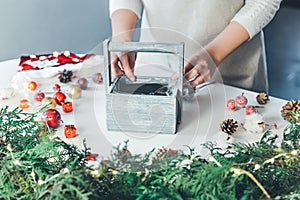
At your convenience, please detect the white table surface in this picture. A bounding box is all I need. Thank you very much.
[0,57,289,162]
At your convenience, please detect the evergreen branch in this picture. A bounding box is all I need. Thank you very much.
[230,167,271,200]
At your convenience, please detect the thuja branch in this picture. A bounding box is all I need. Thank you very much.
[230,167,271,200]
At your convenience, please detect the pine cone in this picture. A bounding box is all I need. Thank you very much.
[220,119,238,135]
[58,69,73,83]
[281,100,300,123]
[152,147,178,161]
[256,92,269,105]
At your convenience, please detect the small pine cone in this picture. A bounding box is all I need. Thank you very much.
[281,100,300,123]
[256,92,269,105]
[220,119,238,135]
[152,148,168,161]
[152,147,178,161]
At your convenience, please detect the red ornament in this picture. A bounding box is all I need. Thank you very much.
[53,84,61,91]
[53,91,66,105]
[84,153,99,161]
[245,105,256,115]
[64,125,77,138]
[34,91,45,102]
[61,101,73,113]
[226,99,236,111]
[42,109,62,129]
[235,93,248,107]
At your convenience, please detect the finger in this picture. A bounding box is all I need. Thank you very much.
[190,74,205,87]
[120,54,136,81]
[190,69,211,87]
[111,56,124,76]
[128,52,136,72]
[184,61,194,74]
[185,67,200,81]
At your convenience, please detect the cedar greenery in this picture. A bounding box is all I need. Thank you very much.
[0,106,299,199]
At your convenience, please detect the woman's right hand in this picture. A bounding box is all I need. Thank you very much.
[111,9,139,81]
[111,51,136,81]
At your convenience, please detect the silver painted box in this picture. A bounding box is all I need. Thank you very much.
[103,39,184,134]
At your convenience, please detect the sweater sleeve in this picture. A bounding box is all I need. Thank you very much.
[231,0,282,38]
[109,0,143,19]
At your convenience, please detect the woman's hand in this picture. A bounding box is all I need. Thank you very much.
[184,50,215,87]
[110,9,139,81]
[111,51,136,81]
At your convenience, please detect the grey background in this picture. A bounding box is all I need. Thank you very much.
[0,0,111,61]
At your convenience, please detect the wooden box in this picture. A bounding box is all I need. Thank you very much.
[103,39,184,134]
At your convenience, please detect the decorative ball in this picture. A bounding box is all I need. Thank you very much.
[53,91,66,105]
[41,109,62,129]
[226,99,236,111]
[245,105,256,115]
[53,84,61,91]
[27,81,38,91]
[67,85,82,99]
[19,99,30,109]
[41,97,57,109]
[92,73,103,84]
[76,77,89,90]
[34,91,45,102]
[235,93,248,107]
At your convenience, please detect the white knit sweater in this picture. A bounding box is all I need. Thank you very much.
[109,0,282,92]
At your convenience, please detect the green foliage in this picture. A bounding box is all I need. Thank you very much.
[0,106,299,199]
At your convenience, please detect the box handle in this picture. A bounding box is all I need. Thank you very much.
[103,39,184,95]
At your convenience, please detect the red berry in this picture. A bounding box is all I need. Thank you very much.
[53,84,61,91]
[42,109,62,129]
[226,99,236,111]
[53,91,66,105]
[235,93,248,107]
[245,105,256,115]
[28,81,38,91]
[34,91,45,102]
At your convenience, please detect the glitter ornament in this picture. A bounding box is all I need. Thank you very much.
[76,77,88,90]
[67,85,82,99]
[41,97,57,109]
[92,73,103,84]
[235,93,248,107]
[226,99,236,111]
[245,105,256,115]
[34,91,45,102]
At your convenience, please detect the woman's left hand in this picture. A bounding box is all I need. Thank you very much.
[184,50,215,87]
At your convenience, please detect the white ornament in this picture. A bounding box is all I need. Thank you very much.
[0,87,14,100]
[243,113,265,134]
[211,131,236,150]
